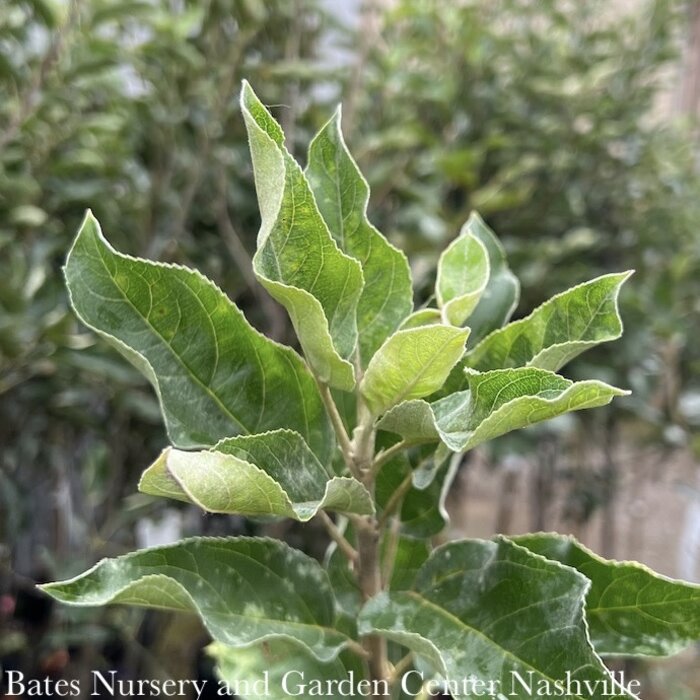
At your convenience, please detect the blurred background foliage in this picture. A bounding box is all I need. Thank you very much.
[1,0,700,697]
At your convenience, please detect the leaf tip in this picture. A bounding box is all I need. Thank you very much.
[239,79,258,111]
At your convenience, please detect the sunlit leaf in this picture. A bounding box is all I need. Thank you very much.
[360,325,469,416]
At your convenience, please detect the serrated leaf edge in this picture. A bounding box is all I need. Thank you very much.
[465,271,634,369]
[39,535,353,662]
[64,211,328,451]
[240,81,362,390]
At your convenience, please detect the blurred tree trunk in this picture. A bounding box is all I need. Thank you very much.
[600,418,618,559]
[530,437,557,532]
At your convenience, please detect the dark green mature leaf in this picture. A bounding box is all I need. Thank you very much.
[465,271,633,372]
[241,81,364,390]
[139,429,373,521]
[436,218,489,326]
[360,325,469,416]
[64,212,333,461]
[379,367,628,451]
[210,640,366,700]
[359,537,634,700]
[40,537,350,662]
[387,537,430,591]
[376,450,460,538]
[515,533,700,657]
[463,212,520,346]
[306,109,413,366]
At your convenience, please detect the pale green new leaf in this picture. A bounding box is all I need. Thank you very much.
[360,325,469,416]
[210,640,366,700]
[465,271,633,373]
[306,109,413,366]
[358,537,633,700]
[514,533,700,657]
[397,308,442,331]
[139,430,373,521]
[436,219,489,326]
[462,212,520,346]
[379,367,628,451]
[64,212,332,462]
[40,537,350,662]
[241,82,363,390]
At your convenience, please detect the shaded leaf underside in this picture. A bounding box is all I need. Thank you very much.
[139,429,373,521]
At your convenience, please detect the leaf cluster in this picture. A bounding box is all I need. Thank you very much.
[41,84,700,699]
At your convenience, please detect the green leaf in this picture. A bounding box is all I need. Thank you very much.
[359,537,634,700]
[376,449,460,539]
[465,271,633,373]
[436,219,489,326]
[397,308,442,331]
[514,533,700,657]
[40,537,350,662]
[210,640,366,700]
[379,367,628,451]
[306,109,413,366]
[462,212,520,346]
[241,81,364,390]
[139,429,373,521]
[360,325,469,416]
[387,536,430,591]
[64,212,333,462]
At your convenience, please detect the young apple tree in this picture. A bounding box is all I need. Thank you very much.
[42,83,700,700]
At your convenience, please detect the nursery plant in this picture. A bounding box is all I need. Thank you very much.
[41,83,700,699]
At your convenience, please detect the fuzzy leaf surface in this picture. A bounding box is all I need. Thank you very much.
[360,325,469,416]
[306,109,413,366]
[515,533,700,657]
[379,367,628,451]
[398,308,442,331]
[359,537,633,700]
[139,430,373,521]
[436,219,489,326]
[64,212,332,460]
[241,82,363,390]
[465,272,632,373]
[41,537,349,662]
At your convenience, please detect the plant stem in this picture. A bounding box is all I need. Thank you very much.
[378,471,413,529]
[351,393,388,695]
[357,523,388,686]
[317,511,358,563]
[370,439,411,479]
[316,380,358,477]
[389,652,414,685]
